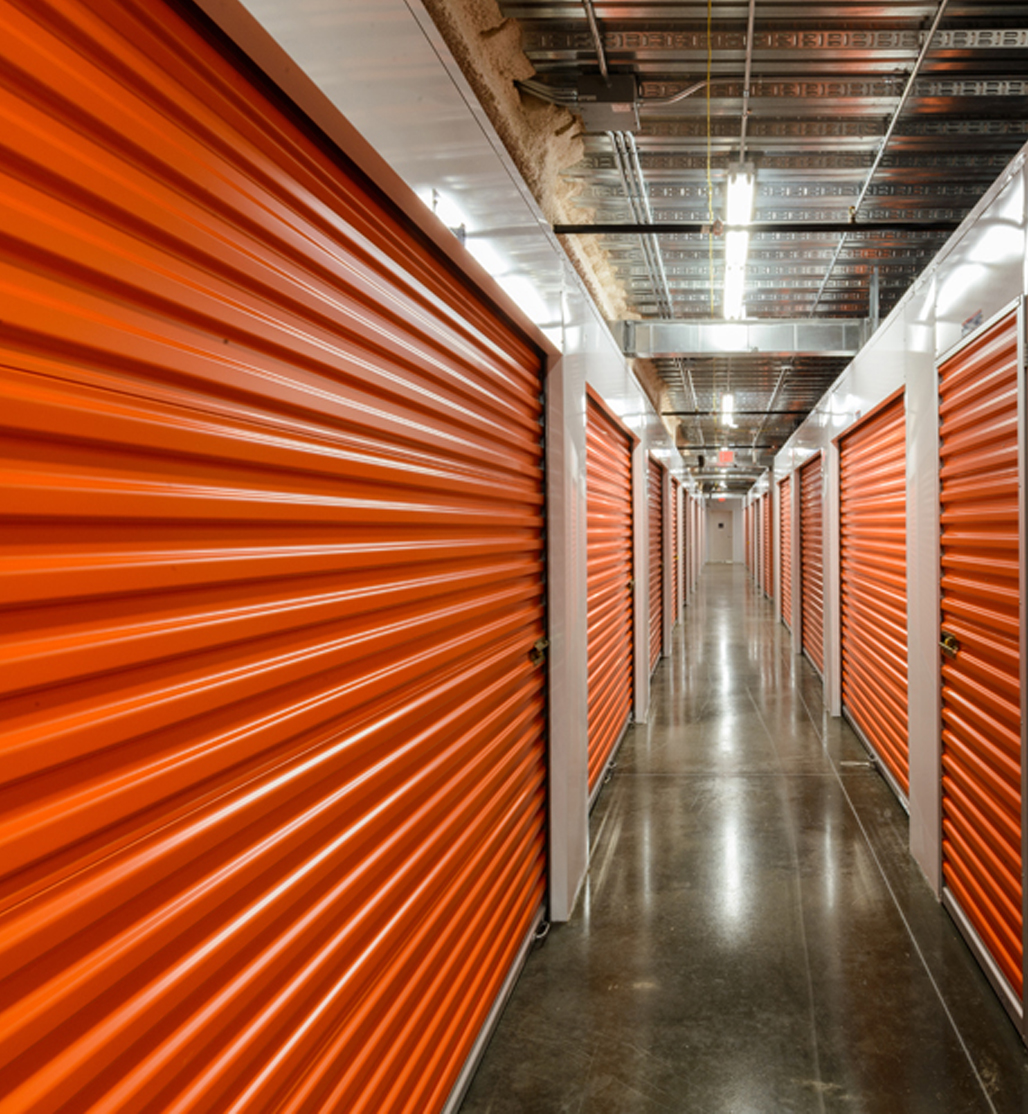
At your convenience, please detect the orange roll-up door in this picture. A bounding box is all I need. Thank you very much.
[839,392,908,796]
[682,491,690,604]
[744,504,750,573]
[586,396,634,794]
[780,476,793,629]
[648,456,664,671]
[800,454,824,675]
[762,492,773,599]
[939,308,1023,1002]
[748,503,754,577]
[0,3,547,1112]
[671,479,680,622]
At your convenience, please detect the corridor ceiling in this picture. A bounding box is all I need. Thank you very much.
[493,0,1028,490]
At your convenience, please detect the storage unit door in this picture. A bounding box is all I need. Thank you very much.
[744,506,749,573]
[648,456,664,671]
[682,493,690,604]
[780,476,793,629]
[586,398,635,794]
[0,3,548,1111]
[839,394,909,796]
[939,308,1023,1004]
[800,455,825,674]
[752,503,761,579]
[671,479,680,622]
[762,492,773,598]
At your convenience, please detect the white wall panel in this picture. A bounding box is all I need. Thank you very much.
[775,147,1028,893]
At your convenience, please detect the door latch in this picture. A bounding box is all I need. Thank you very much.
[529,638,549,667]
[940,631,960,660]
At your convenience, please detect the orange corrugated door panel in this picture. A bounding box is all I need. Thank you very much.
[744,505,750,573]
[754,501,760,581]
[648,456,664,671]
[780,476,793,629]
[0,3,547,1112]
[762,492,773,598]
[839,393,909,796]
[800,454,824,675]
[671,479,680,622]
[939,308,1023,1001]
[586,397,634,794]
[682,492,689,602]
[752,503,761,579]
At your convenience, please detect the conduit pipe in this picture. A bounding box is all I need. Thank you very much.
[811,0,950,313]
[582,0,609,83]
[738,0,756,161]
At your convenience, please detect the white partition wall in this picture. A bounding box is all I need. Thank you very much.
[772,143,1028,1034]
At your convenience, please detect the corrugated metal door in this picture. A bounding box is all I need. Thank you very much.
[752,503,761,579]
[671,479,680,622]
[648,456,664,671]
[762,492,773,599]
[744,505,749,573]
[938,307,1024,1004]
[800,454,824,675]
[839,392,908,796]
[672,476,677,623]
[780,476,793,629]
[586,396,634,795]
[682,490,690,605]
[0,2,547,1112]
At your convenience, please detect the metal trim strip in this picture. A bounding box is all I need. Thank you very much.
[588,715,633,814]
[943,889,1023,1026]
[842,705,911,814]
[441,906,546,1114]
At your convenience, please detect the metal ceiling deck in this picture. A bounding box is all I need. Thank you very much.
[498,0,1028,489]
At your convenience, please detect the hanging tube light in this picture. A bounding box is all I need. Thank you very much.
[723,163,755,320]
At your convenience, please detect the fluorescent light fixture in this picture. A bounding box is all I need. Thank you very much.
[724,266,746,320]
[723,163,755,320]
[725,229,749,267]
[725,163,756,225]
[721,392,736,428]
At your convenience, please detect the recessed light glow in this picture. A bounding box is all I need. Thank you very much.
[499,273,550,324]
[465,237,508,276]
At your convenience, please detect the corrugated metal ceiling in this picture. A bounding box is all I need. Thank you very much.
[498,0,1028,489]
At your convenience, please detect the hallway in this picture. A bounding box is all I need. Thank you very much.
[460,565,1028,1113]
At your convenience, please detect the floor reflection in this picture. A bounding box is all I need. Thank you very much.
[460,564,1028,1114]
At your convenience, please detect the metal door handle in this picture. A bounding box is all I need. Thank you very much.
[940,631,960,659]
[529,638,549,666]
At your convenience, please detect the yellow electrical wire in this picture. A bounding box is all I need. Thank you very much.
[706,0,714,315]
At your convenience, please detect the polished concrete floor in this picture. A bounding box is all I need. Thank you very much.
[459,564,1028,1113]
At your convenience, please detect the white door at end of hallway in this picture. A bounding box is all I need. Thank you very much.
[708,510,734,562]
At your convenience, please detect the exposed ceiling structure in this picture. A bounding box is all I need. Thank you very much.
[490,0,1028,491]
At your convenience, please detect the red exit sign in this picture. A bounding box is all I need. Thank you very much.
[718,448,735,466]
